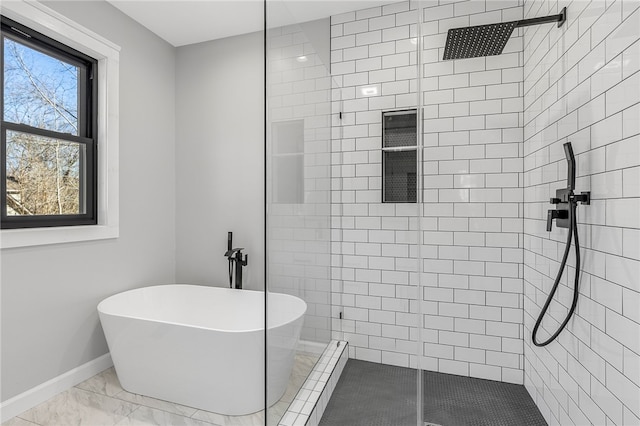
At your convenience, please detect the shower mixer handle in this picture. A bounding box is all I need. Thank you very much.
[547,209,568,232]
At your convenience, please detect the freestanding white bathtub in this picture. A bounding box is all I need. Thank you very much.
[97,284,306,415]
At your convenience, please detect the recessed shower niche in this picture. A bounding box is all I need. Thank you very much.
[382,110,417,203]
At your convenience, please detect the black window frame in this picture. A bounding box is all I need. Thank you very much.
[1,15,98,229]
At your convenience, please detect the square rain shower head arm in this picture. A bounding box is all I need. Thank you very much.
[442,7,567,60]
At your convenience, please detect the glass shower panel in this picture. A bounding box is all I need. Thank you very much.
[265,2,334,423]
[317,1,423,425]
[266,1,424,425]
[417,0,528,425]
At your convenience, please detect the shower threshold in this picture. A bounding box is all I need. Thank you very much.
[278,340,348,426]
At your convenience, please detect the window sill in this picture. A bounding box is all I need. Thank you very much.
[1,225,118,249]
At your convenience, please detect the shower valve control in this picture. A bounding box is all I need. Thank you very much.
[547,187,572,231]
[547,186,591,232]
[547,209,568,232]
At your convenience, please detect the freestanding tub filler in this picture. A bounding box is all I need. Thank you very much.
[97,284,307,415]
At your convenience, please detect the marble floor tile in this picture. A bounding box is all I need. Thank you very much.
[279,374,306,405]
[191,409,264,426]
[19,387,138,426]
[113,391,198,418]
[266,400,289,425]
[76,367,124,397]
[189,411,226,426]
[78,367,204,417]
[292,354,318,378]
[4,348,321,426]
[115,407,217,426]
[1,417,38,426]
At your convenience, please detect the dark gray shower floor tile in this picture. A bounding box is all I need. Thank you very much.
[319,359,547,426]
[320,359,417,426]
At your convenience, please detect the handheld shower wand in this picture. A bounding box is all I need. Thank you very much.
[226,232,233,288]
[533,142,590,347]
[564,143,576,191]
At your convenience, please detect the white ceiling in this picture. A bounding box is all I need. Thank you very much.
[107,0,401,47]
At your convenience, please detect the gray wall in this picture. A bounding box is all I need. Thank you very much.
[175,32,265,289]
[1,1,177,401]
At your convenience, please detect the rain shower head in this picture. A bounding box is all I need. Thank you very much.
[443,21,518,61]
[442,7,567,60]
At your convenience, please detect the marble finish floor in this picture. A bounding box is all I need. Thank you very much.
[3,353,319,426]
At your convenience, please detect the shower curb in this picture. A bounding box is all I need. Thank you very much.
[278,340,348,426]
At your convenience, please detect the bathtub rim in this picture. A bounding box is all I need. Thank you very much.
[97,284,307,333]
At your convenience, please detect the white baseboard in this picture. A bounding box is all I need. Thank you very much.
[1,353,113,423]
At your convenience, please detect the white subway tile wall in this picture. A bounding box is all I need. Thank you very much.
[269,1,638,423]
[331,0,527,384]
[523,0,640,425]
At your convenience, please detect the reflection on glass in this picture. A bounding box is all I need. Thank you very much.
[273,119,304,204]
[3,37,79,135]
[6,130,84,215]
[266,9,334,425]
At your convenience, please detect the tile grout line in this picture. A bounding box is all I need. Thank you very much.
[14,417,40,426]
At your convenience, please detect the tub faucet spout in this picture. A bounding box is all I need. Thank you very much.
[232,249,247,289]
[224,232,248,289]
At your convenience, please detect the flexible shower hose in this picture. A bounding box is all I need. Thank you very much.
[532,198,581,347]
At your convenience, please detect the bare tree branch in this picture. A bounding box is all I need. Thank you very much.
[8,42,78,134]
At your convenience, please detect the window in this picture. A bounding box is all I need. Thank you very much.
[382,109,417,203]
[1,15,97,229]
[0,1,119,248]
